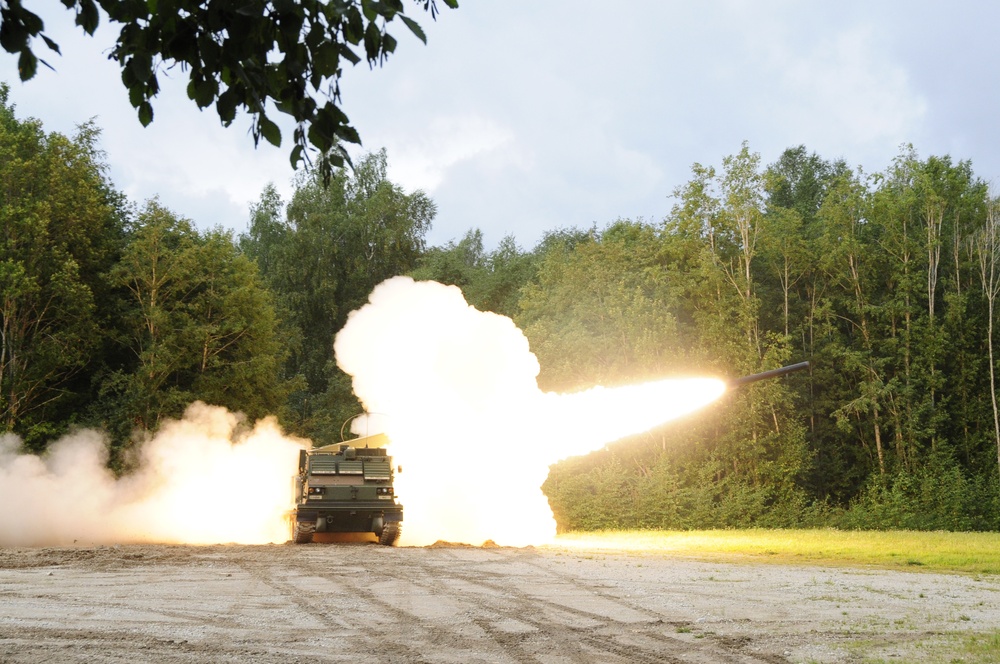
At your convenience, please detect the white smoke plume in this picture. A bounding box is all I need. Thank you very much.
[335,277,725,546]
[0,278,722,549]
[0,403,304,546]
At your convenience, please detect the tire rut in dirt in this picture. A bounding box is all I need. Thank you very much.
[357,549,684,663]
[514,552,790,662]
[231,553,430,662]
[390,548,790,663]
[0,625,277,663]
[280,549,510,662]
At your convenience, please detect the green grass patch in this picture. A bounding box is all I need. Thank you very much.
[855,630,1000,663]
[552,529,1000,574]
[964,631,1000,662]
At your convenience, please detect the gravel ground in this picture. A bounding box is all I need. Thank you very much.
[0,542,998,663]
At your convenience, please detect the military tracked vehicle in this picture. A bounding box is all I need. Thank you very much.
[292,432,403,545]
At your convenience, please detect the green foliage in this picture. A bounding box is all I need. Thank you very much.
[838,453,1000,531]
[0,0,458,181]
[537,142,1000,534]
[411,229,488,293]
[239,149,433,443]
[102,200,289,443]
[411,229,540,318]
[518,220,688,391]
[0,84,125,450]
[0,93,290,456]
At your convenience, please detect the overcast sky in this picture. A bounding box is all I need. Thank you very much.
[2,1,998,250]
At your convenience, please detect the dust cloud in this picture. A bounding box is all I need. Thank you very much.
[0,403,304,546]
[335,277,725,547]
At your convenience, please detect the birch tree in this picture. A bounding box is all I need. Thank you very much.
[971,196,1000,477]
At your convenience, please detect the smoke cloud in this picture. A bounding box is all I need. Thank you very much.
[0,403,304,546]
[335,277,725,546]
[0,278,722,548]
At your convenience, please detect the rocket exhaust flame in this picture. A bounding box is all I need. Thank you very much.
[334,277,730,547]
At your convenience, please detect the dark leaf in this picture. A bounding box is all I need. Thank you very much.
[382,33,396,54]
[258,114,281,147]
[304,22,325,51]
[216,89,237,125]
[363,21,381,61]
[0,21,28,53]
[328,103,350,125]
[198,36,221,70]
[138,101,153,126]
[20,10,44,35]
[339,43,361,65]
[41,35,61,55]
[194,77,217,108]
[318,157,333,186]
[77,0,100,34]
[17,49,37,81]
[273,0,297,16]
[399,15,426,44]
[289,143,304,169]
[125,55,150,86]
[307,117,333,153]
[335,124,361,145]
[121,66,137,88]
[313,41,340,78]
[344,6,364,43]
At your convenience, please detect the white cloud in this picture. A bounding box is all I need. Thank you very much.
[766,24,928,153]
[372,114,526,194]
[0,10,296,232]
[103,92,295,218]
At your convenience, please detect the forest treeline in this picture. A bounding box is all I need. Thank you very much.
[4,86,1000,531]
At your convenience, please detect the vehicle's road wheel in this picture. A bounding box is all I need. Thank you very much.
[293,521,315,544]
[379,522,401,546]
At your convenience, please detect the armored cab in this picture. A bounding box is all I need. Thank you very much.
[292,432,403,545]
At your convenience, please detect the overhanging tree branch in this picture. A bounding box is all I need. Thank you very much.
[0,0,457,183]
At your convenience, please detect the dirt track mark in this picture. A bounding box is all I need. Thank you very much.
[232,554,430,662]
[3,543,999,662]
